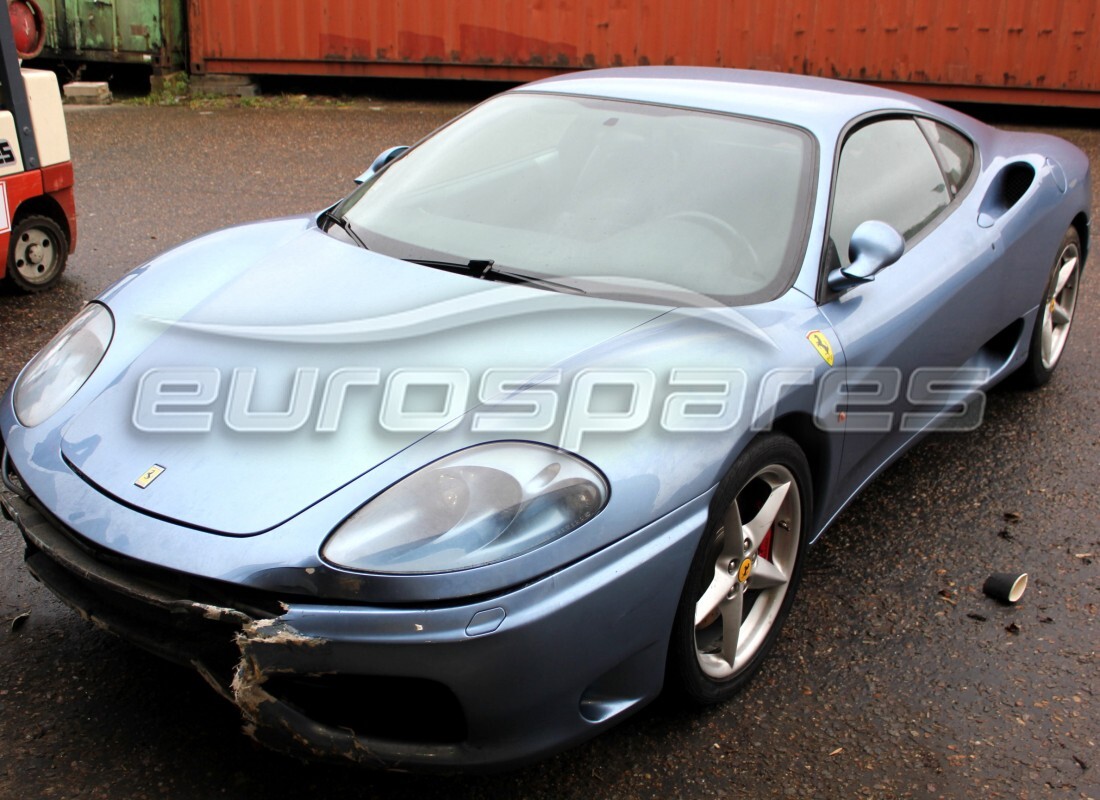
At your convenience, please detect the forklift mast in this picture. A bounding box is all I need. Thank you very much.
[0,0,76,292]
[0,3,39,170]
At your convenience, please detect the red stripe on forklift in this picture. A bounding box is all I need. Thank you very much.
[42,162,74,193]
[0,169,44,213]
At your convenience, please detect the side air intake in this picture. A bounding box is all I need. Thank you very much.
[978,162,1037,228]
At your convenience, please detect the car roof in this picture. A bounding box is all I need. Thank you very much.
[519,66,956,139]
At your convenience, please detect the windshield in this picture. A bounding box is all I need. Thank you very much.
[338,92,816,305]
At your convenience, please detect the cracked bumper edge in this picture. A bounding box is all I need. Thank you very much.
[2,483,707,771]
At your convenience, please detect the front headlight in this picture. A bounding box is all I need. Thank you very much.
[322,442,609,574]
[14,303,114,427]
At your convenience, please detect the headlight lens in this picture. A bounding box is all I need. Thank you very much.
[14,303,114,427]
[322,442,609,574]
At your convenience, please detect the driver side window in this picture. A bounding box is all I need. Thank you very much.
[829,118,950,268]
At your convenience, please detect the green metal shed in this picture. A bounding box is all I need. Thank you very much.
[37,0,184,70]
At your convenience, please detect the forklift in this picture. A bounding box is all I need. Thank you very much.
[0,0,75,292]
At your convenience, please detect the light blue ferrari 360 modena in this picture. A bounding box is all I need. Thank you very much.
[0,67,1089,770]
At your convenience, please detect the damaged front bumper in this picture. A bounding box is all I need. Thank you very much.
[1,477,707,771]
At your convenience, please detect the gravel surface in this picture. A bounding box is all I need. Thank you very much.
[0,98,1097,800]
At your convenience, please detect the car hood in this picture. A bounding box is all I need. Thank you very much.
[59,218,672,535]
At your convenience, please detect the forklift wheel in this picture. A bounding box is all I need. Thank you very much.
[4,215,68,292]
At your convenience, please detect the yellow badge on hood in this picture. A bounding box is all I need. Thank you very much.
[134,464,165,489]
[806,330,834,366]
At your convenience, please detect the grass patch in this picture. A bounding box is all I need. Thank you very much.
[123,74,357,110]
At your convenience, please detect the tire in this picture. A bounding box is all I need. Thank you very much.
[1014,227,1083,388]
[4,214,69,293]
[668,433,811,704]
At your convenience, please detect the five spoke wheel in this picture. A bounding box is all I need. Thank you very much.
[1039,237,1080,370]
[694,464,801,679]
[670,434,810,703]
[1016,227,1084,388]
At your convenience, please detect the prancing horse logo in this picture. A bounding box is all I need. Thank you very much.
[134,464,165,489]
[806,329,835,366]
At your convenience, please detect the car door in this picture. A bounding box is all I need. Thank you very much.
[819,115,1001,504]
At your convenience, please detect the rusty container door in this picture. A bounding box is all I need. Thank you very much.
[188,0,1100,107]
[188,0,577,81]
[35,0,185,69]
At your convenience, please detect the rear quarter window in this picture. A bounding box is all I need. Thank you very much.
[916,118,976,197]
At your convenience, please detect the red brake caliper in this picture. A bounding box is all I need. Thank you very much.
[758,526,773,561]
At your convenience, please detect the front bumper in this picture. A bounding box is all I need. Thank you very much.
[1,468,708,771]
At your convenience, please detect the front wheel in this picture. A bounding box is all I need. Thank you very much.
[4,214,69,292]
[1014,227,1083,388]
[668,434,811,704]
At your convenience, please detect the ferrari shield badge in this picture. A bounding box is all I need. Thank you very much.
[134,464,165,489]
[806,330,835,366]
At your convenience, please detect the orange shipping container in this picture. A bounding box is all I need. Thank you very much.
[188,0,1100,107]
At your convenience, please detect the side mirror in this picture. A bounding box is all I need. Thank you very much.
[355,145,409,185]
[827,220,905,292]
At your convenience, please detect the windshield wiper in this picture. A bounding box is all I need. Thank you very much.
[319,207,368,250]
[405,258,586,295]
[488,266,587,295]
[405,257,495,276]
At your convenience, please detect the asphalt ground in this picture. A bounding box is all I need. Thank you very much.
[0,96,1097,799]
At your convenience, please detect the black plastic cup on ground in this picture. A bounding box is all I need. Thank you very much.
[983,572,1028,604]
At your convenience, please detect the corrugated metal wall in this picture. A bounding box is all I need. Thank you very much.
[188,0,1095,106]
